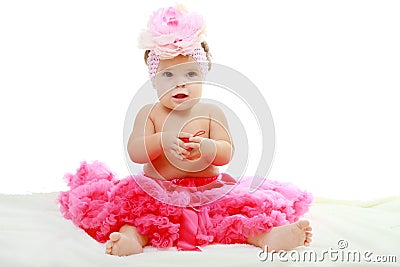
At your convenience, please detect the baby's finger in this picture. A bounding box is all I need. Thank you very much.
[172,144,190,156]
[184,142,200,150]
[178,132,193,139]
[170,149,184,160]
[188,136,203,143]
[177,138,187,149]
[177,140,191,155]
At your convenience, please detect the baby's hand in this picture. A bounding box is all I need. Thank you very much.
[183,136,217,163]
[161,132,191,160]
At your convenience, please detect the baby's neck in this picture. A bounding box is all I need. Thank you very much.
[162,105,194,115]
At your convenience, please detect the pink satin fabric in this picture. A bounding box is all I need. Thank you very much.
[172,174,236,250]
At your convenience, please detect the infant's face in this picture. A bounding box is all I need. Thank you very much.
[154,55,203,111]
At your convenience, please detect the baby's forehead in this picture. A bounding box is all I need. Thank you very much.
[158,59,200,72]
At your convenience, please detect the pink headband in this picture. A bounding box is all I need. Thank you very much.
[139,4,209,80]
[146,47,209,80]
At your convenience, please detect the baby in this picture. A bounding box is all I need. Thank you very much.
[107,5,311,256]
[59,4,312,257]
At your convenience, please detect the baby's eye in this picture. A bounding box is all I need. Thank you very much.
[187,71,198,78]
[162,71,173,77]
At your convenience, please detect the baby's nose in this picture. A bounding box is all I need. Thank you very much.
[175,82,186,88]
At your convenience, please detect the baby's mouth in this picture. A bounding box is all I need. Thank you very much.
[172,93,189,99]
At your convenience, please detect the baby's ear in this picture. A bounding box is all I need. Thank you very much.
[144,50,150,65]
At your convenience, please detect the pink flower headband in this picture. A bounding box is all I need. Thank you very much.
[139,4,209,79]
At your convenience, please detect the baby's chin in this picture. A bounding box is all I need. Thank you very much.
[162,98,200,111]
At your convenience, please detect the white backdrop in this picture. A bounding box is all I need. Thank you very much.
[1,0,399,200]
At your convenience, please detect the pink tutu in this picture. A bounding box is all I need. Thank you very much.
[59,161,312,250]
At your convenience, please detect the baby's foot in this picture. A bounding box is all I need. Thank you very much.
[253,220,312,252]
[105,229,144,256]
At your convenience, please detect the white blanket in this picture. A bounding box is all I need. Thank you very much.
[1,193,399,267]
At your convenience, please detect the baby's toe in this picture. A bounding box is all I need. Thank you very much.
[111,243,120,255]
[109,232,121,242]
[296,220,310,230]
[105,241,113,254]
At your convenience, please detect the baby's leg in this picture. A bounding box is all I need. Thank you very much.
[247,220,312,252]
[105,225,148,256]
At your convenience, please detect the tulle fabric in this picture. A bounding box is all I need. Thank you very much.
[59,161,312,248]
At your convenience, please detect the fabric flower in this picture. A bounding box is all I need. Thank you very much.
[138,4,206,59]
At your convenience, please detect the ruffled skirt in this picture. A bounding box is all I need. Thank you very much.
[59,161,312,250]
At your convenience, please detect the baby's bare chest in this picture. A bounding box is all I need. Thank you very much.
[151,107,210,136]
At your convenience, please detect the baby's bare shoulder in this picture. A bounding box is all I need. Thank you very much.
[135,104,154,119]
[195,102,225,117]
[140,102,163,116]
[195,102,221,113]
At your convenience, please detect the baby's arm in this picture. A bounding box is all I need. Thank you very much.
[207,105,233,165]
[185,104,233,166]
[127,105,189,163]
[127,104,162,163]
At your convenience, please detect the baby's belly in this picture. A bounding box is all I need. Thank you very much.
[143,157,219,180]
